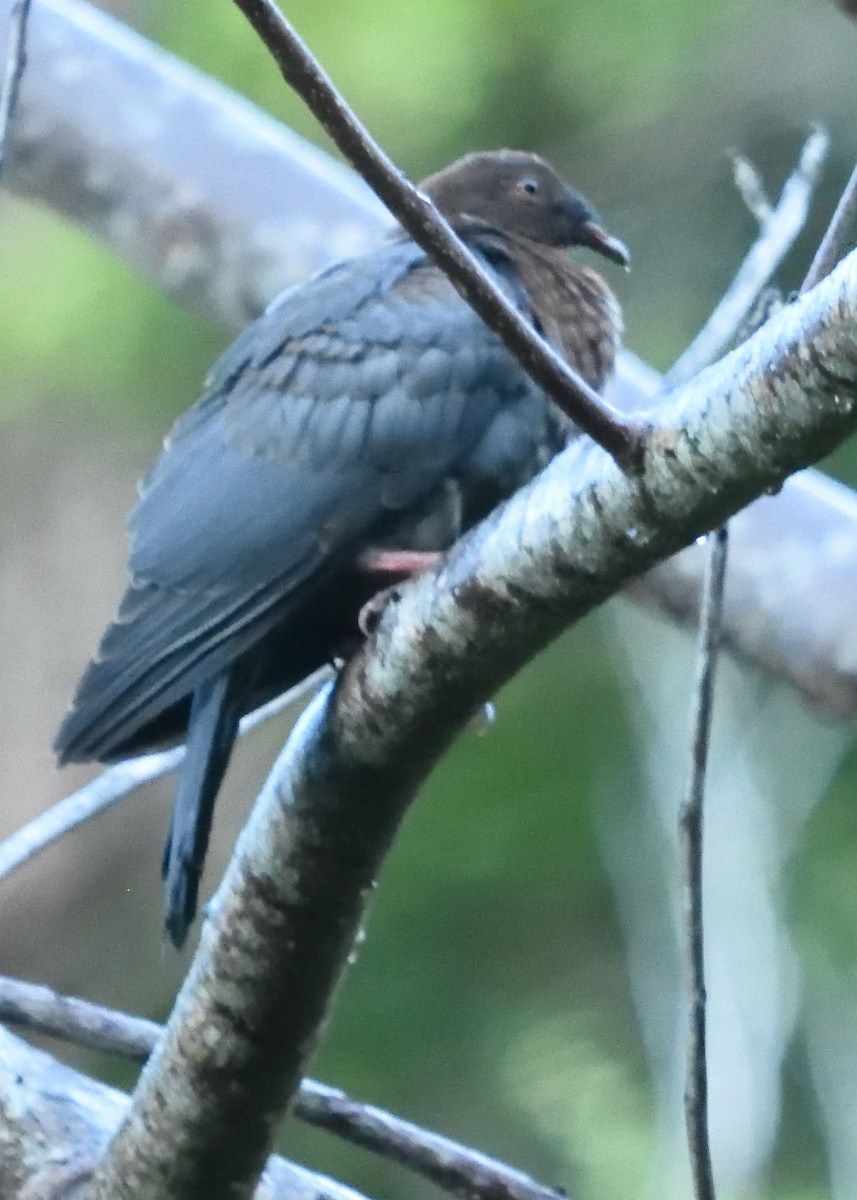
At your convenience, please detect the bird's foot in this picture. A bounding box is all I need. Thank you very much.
[357,549,442,635]
[358,584,401,635]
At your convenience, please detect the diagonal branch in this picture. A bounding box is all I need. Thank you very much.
[0,672,328,884]
[0,0,31,183]
[801,159,857,290]
[665,128,828,388]
[229,0,643,466]
[82,254,857,1200]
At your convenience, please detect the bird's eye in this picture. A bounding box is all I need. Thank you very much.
[519,177,540,195]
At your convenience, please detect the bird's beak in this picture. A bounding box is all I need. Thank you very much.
[579,220,631,269]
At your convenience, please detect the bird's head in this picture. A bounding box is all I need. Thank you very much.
[420,149,630,268]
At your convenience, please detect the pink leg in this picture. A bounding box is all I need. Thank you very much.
[357,548,443,635]
[357,548,442,576]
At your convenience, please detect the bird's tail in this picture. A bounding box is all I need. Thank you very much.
[162,669,243,948]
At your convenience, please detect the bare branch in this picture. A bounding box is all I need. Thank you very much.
[802,160,857,290]
[228,0,644,467]
[675,144,857,1199]
[293,1086,558,1200]
[81,253,857,1200]
[0,974,158,1063]
[0,1026,373,1200]
[624,462,857,720]
[665,128,828,387]
[1,0,388,328]
[0,974,560,1200]
[679,527,729,1200]
[0,671,328,884]
[652,149,857,716]
[0,0,30,184]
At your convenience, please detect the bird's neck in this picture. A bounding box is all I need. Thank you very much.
[500,234,622,394]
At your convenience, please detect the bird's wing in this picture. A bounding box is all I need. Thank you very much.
[57,238,540,761]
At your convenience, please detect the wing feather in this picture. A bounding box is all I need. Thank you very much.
[57,236,543,762]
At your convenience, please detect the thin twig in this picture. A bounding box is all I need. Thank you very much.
[675,211,770,1198]
[676,147,857,1199]
[0,0,31,184]
[294,1086,557,1200]
[0,975,158,1062]
[731,154,772,224]
[679,525,729,1200]
[230,0,645,468]
[0,974,559,1200]
[801,160,857,291]
[665,128,828,388]
[0,670,329,884]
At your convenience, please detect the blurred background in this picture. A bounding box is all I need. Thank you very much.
[2,1,857,1198]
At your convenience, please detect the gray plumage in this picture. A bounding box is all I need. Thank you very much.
[55,149,627,945]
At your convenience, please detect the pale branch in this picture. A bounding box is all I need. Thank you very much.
[0,974,159,1062]
[802,159,857,291]
[0,1027,373,1200]
[624,461,857,718]
[1,0,854,722]
[679,527,729,1200]
[0,975,560,1200]
[665,128,828,388]
[674,137,857,1200]
[0,0,30,183]
[83,256,857,1200]
[672,142,834,1186]
[731,154,772,224]
[652,157,854,720]
[0,0,388,328]
[670,140,825,1186]
[291,1082,554,1200]
[0,671,329,884]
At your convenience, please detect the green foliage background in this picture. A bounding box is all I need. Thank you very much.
[2,2,857,1199]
